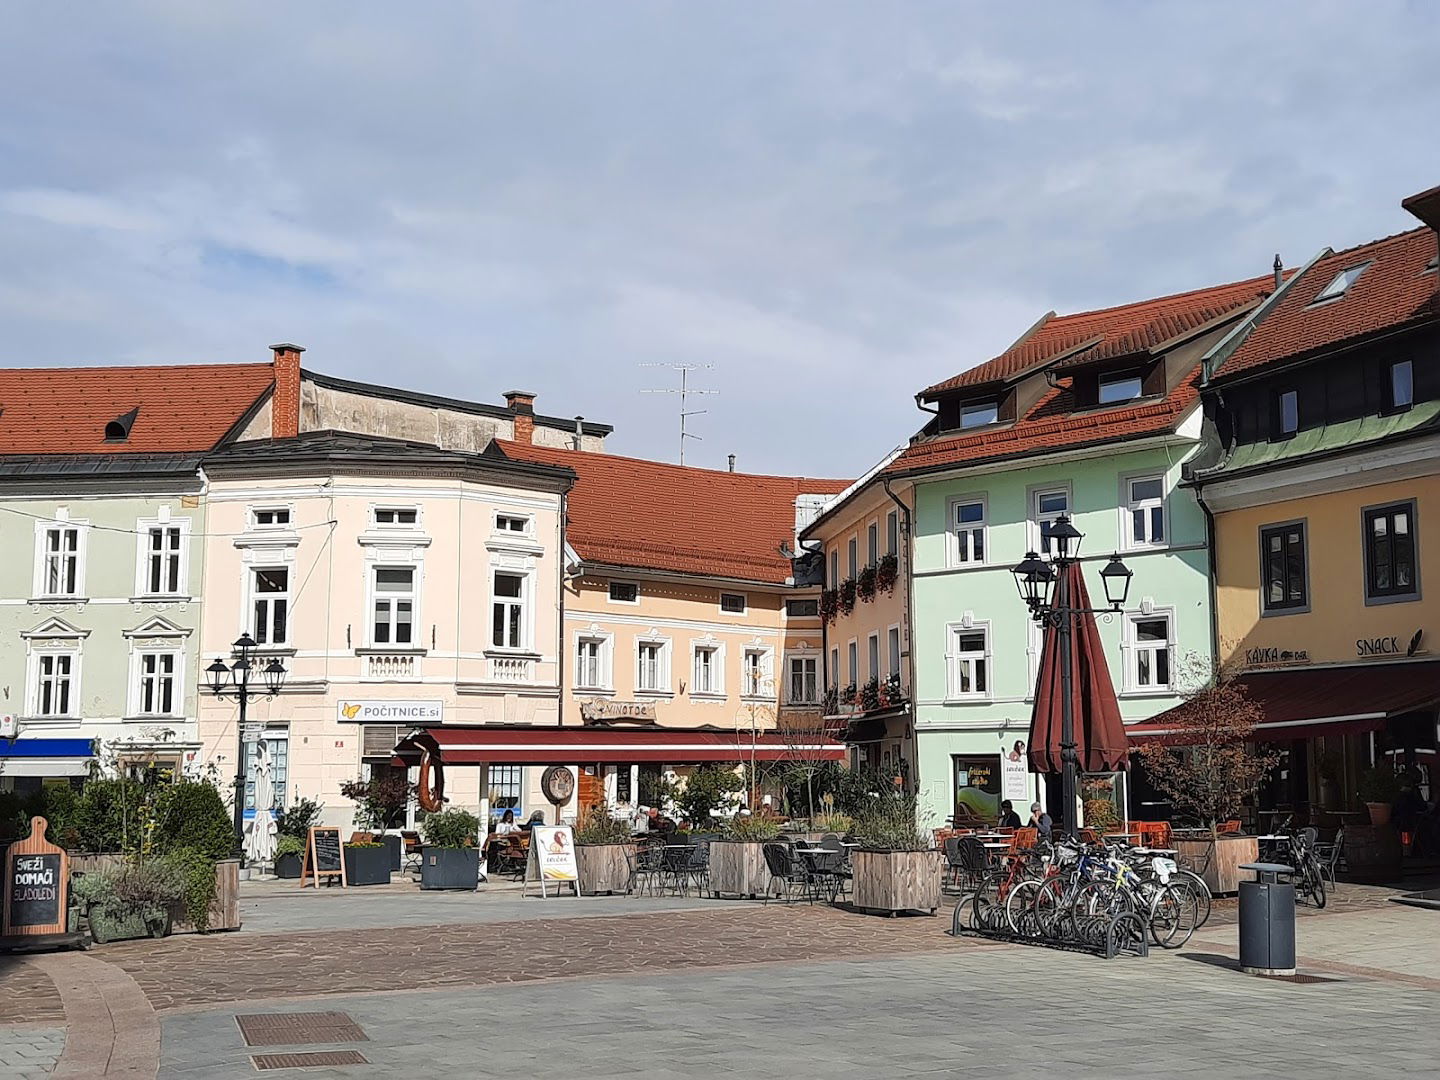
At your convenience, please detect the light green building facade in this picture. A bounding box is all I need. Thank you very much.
[905,439,1208,827]
[0,462,208,789]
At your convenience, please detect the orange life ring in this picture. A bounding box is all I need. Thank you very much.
[417,749,445,812]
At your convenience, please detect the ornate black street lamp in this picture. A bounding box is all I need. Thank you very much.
[1011,515,1132,837]
[206,633,288,856]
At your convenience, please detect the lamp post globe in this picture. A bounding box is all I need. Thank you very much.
[1044,514,1083,560]
[205,658,229,696]
[1100,554,1134,609]
[263,658,288,695]
[1010,552,1054,611]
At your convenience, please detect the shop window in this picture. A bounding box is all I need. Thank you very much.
[1260,522,1308,614]
[243,732,289,811]
[1364,501,1419,603]
[488,764,523,816]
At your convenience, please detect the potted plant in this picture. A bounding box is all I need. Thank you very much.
[343,838,391,886]
[1357,765,1400,825]
[850,793,940,915]
[74,860,184,944]
[838,578,857,615]
[1135,667,1278,894]
[340,773,414,871]
[876,553,899,595]
[819,589,839,625]
[860,677,882,712]
[273,834,305,879]
[1317,750,1342,809]
[419,808,481,890]
[856,563,878,602]
[573,802,636,895]
[710,813,782,898]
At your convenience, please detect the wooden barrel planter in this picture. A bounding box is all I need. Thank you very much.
[1173,836,1258,895]
[575,843,635,896]
[708,841,771,899]
[1342,825,1402,884]
[172,860,242,933]
[852,850,942,916]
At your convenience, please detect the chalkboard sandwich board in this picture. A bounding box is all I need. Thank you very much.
[300,826,347,888]
[2,816,82,951]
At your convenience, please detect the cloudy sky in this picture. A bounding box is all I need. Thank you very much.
[3,2,1438,476]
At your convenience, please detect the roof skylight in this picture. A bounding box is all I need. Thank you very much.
[1313,262,1370,303]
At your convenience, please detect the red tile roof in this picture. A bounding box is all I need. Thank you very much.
[0,363,273,455]
[1218,227,1440,378]
[494,440,849,583]
[921,274,1274,397]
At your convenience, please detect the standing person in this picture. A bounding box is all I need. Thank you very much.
[1029,802,1053,839]
[998,800,1022,829]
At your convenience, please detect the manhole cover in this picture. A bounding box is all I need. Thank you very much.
[236,1012,369,1046]
[252,1050,369,1070]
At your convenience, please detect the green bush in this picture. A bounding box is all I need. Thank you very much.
[153,782,234,861]
[74,858,185,924]
[421,808,480,849]
[675,765,743,827]
[573,802,634,845]
[160,848,217,931]
[723,815,781,842]
[72,779,147,853]
[1357,765,1401,804]
[275,798,324,841]
[275,834,305,859]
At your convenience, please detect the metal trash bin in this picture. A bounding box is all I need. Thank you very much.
[1238,861,1296,976]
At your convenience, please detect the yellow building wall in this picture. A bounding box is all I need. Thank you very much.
[1215,475,1440,668]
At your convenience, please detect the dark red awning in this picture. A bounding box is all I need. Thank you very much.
[392,724,845,766]
[1028,562,1129,773]
[1130,660,1440,743]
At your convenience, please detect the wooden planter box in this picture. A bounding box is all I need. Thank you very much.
[576,843,635,895]
[71,855,241,933]
[1173,836,1258,896]
[708,841,771,899]
[852,850,942,915]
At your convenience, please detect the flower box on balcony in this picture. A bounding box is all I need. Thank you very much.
[876,554,899,595]
[856,564,878,602]
[838,579,857,614]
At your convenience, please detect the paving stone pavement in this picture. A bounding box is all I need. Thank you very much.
[154,947,1439,1079]
[0,958,64,1028]
[0,1027,64,1079]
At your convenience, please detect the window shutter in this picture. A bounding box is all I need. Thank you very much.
[363,725,404,759]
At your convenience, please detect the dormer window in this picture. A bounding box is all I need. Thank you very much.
[959,400,999,430]
[1312,262,1369,303]
[1098,373,1143,405]
[1276,389,1299,438]
[105,407,139,442]
[1389,359,1414,412]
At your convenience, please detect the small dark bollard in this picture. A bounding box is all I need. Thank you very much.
[1238,862,1296,976]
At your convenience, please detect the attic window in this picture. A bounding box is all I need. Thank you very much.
[959,400,999,429]
[1098,373,1143,405]
[1312,262,1370,303]
[105,407,139,441]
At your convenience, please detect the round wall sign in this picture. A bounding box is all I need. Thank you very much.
[541,765,575,804]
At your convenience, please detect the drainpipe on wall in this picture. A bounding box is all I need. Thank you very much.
[881,476,916,794]
[1195,484,1222,670]
[557,489,568,727]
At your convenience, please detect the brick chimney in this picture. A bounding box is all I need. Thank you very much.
[270,343,304,439]
[505,389,536,444]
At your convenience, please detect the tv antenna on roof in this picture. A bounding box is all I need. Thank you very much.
[640,363,717,466]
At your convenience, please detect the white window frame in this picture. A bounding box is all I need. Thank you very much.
[944,622,991,700]
[887,624,901,678]
[490,570,532,652]
[948,494,988,567]
[249,565,292,647]
[741,647,769,699]
[691,642,725,697]
[134,516,190,598]
[1030,485,1072,557]
[607,580,641,605]
[1098,372,1143,405]
[369,564,420,648]
[33,519,88,600]
[372,505,421,529]
[131,648,182,718]
[847,639,858,688]
[1026,617,1045,700]
[494,512,531,535]
[574,632,614,691]
[1121,473,1168,551]
[718,592,747,616]
[960,399,1000,429]
[1123,609,1175,695]
[29,648,80,718]
[635,637,672,695]
[249,505,293,530]
[788,654,819,705]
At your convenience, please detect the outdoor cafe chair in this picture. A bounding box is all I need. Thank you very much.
[762,842,814,904]
[816,834,851,903]
[1314,827,1345,887]
[628,837,665,897]
[681,838,712,895]
[956,836,990,892]
[660,839,693,896]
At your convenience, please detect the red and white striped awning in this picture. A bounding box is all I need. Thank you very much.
[392,724,845,766]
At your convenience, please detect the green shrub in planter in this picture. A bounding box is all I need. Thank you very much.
[1357,765,1401,804]
[851,793,930,852]
[276,798,325,842]
[723,815,781,842]
[162,848,219,932]
[344,842,391,885]
[74,858,185,943]
[153,782,235,862]
[573,802,634,845]
[274,835,304,879]
[419,808,481,890]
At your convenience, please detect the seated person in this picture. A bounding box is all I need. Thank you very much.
[998,800,1022,829]
[1029,802,1053,839]
[494,809,521,836]
[520,809,547,832]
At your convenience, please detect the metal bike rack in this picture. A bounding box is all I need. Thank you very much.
[948,892,1151,959]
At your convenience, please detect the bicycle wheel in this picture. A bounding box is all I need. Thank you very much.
[1173,869,1212,927]
[1305,863,1327,909]
[1152,881,1200,948]
[970,871,1006,931]
[1074,881,1130,945]
[1005,879,1042,935]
